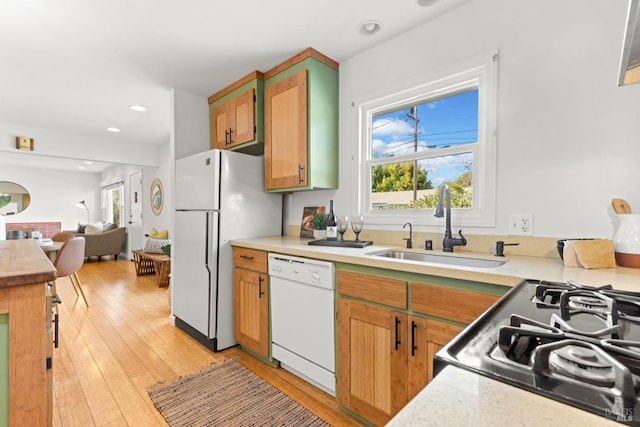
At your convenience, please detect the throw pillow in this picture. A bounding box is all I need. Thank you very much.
[84,223,103,234]
[161,244,171,257]
[77,223,87,234]
[149,228,168,239]
[103,223,118,232]
[144,238,171,254]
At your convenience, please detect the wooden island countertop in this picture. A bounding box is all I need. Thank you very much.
[0,239,57,289]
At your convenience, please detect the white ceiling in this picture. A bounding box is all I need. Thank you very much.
[0,0,469,173]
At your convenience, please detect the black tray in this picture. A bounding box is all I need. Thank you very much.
[308,239,373,248]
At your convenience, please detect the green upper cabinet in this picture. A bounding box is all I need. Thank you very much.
[263,48,339,192]
[208,71,265,156]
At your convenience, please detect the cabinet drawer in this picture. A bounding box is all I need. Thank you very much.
[337,271,407,309]
[233,248,268,273]
[411,283,499,324]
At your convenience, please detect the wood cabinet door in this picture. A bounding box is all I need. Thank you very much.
[337,298,408,426]
[407,316,463,398]
[264,69,308,189]
[230,89,255,147]
[211,89,256,150]
[233,267,269,357]
[211,103,230,150]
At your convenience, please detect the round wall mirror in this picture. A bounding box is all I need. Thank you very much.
[0,181,30,216]
[150,178,163,216]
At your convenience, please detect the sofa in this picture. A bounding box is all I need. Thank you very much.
[66,225,127,260]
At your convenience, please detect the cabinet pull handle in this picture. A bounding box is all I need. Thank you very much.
[395,317,401,351]
[258,276,265,298]
[298,164,304,184]
[228,128,234,144]
[411,321,417,356]
[240,255,254,260]
[225,129,229,145]
[53,313,60,349]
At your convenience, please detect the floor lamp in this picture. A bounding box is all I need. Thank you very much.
[76,200,89,224]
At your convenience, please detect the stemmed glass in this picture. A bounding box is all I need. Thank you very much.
[351,216,364,242]
[337,216,349,241]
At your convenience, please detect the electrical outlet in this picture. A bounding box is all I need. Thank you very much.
[508,214,533,236]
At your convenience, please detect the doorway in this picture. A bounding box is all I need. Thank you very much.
[129,172,144,252]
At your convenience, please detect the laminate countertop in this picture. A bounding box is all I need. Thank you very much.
[386,366,621,426]
[231,235,640,426]
[0,239,57,288]
[230,235,640,291]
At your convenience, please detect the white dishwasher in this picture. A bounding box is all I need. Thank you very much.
[268,253,336,396]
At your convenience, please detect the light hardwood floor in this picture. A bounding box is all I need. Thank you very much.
[52,259,362,427]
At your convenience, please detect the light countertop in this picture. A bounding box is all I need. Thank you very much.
[230,235,640,291]
[386,366,621,426]
[231,235,640,425]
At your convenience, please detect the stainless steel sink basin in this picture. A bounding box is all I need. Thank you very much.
[367,249,507,268]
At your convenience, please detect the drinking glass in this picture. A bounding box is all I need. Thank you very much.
[337,216,349,241]
[351,216,364,242]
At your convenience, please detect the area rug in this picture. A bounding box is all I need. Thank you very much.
[147,359,332,427]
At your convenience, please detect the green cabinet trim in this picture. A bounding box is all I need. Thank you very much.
[265,57,339,192]
[0,314,8,427]
[209,77,265,155]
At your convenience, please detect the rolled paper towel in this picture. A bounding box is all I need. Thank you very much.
[571,239,617,269]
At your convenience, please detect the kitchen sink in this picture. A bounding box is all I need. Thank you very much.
[367,249,507,269]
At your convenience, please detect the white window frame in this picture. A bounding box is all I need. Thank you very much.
[356,51,498,227]
[101,181,124,226]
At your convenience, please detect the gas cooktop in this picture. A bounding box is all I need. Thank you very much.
[435,279,640,425]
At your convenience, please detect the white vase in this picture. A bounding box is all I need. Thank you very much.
[313,230,327,240]
[613,214,640,267]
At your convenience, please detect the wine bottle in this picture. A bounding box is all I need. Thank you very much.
[326,200,338,241]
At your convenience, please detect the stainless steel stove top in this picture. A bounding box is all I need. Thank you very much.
[435,279,640,425]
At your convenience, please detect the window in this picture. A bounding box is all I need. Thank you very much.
[358,51,498,227]
[101,182,124,226]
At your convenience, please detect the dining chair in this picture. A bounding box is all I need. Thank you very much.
[53,236,88,307]
[52,231,75,242]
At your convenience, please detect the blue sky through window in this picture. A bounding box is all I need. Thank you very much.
[371,89,478,187]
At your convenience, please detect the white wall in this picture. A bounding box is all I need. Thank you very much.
[0,120,161,167]
[101,142,172,255]
[142,142,172,233]
[171,88,210,161]
[288,0,640,240]
[0,165,100,230]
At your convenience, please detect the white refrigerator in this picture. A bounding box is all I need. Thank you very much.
[173,149,282,352]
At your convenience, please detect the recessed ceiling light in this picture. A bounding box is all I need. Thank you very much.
[129,104,146,112]
[84,160,94,165]
[107,127,120,133]
[358,20,382,35]
[77,166,86,170]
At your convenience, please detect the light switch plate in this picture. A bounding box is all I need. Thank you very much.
[16,136,34,151]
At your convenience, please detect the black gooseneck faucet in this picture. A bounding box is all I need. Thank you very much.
[434,184,467,252]
[403,222,413,249]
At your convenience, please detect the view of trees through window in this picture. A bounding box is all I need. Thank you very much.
[370,89,478,210]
